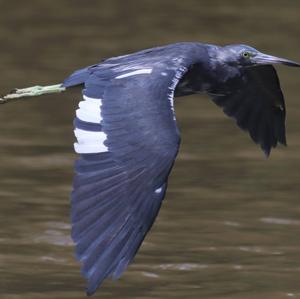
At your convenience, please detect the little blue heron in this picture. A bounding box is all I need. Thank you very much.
[1,42,299,295]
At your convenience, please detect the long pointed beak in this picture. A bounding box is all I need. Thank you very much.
[255,53,300,67]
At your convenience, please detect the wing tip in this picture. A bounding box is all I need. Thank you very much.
[260,136,287,158]
[262,146,271,158]
[84,266,105,296]
[86,287,96,296]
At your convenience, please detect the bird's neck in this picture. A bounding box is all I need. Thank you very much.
[174,45,243,98]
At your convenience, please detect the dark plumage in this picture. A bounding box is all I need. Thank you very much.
[1,42,299,295]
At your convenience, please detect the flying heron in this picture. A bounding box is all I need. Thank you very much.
[1,42,299,295]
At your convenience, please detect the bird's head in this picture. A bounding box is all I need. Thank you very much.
[217,44,300,68]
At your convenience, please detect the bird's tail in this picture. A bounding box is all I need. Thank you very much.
[0,84,66,104]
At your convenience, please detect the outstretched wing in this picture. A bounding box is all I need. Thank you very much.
[211,65,286,156]
[71,65,187,295]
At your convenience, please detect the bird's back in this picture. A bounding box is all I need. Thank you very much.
[63,42,211,89]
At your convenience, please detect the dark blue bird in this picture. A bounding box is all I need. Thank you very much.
[1,42,299,295]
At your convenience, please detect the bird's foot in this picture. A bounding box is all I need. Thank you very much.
[0,84,66,104]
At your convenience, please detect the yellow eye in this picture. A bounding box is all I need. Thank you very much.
[242,51,251,58]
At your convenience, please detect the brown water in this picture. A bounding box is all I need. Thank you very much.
[0,1,300,298]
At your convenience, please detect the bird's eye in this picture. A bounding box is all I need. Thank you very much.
[242,51,251,59]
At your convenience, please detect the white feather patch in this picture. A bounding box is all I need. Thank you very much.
[76,96,103,123]
[74,95,108,154]
[115,68,152,79]
[78,100,101,112]
[74,128,106,143]
[155,187,163,194]
[74,128,108,153]
[76,109,102,123]
[74,142,108,154]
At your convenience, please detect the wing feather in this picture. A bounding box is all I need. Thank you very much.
[70,65,188,295]
[212,65,286,156]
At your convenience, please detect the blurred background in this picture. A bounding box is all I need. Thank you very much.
[0,1,300,298]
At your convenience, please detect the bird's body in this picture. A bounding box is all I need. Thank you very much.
[1,42,299,295]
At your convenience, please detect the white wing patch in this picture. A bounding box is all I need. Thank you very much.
[74,95,108,154]
[155,187,163,194]
[76,95,103,123]
[74,129,107,144]
[74,129,108,154]
[115,68,152,79]
[74,142,108,154]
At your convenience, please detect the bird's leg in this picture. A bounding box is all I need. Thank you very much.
[0,83,66,104]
